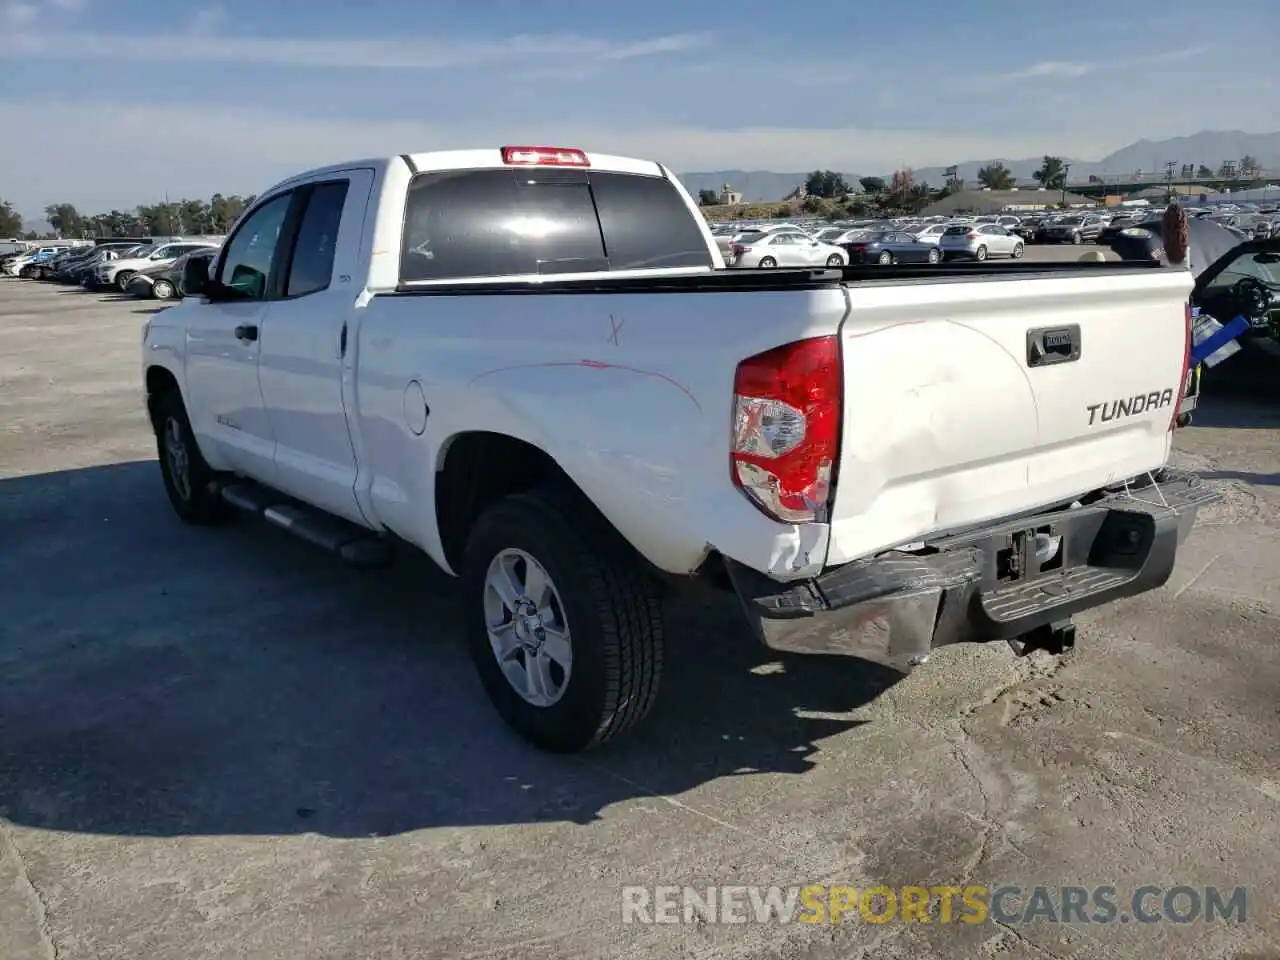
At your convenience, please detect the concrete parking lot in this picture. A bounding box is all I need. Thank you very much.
[1,275,1277,960]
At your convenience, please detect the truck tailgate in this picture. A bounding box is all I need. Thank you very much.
[826,268,1194,565]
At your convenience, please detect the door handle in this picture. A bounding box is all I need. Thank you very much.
[234,324,258,343]
[339,322,348,358]
[1026,324,1081,367]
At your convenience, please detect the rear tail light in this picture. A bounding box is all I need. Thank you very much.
[966,231,979,240]
[1171,300,1192,431]
[731,336,841,524]
[500,145,590,167]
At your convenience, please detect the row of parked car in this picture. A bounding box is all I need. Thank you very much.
[1,238,223,300]
[711,219,1029,268]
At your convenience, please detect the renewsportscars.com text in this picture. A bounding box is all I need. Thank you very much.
[621,884,1248,926]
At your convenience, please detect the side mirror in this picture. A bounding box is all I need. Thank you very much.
[182,253,215,298]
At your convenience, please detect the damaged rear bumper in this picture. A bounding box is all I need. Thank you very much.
[726,469,1220,671]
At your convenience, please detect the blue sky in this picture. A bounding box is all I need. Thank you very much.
[0,0,1274,214]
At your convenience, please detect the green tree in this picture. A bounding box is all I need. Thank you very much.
[1033,156,1068,190]
[858,176,886,195]
[43,203,83,238]
[1196,164,1213,178]
[0,199,23,237]
[1240,154,1259,177]
[696,189,719,206]
[976,163,1015,190]
[804,170,850,199]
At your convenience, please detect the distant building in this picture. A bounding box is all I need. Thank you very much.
[718,183,744,206]
[921,188,1096,215]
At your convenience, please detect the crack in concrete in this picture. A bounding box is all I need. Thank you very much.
[0,818,59,960]
[991,920,1073,960]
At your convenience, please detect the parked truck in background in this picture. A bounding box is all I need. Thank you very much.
[141,145,1216,752]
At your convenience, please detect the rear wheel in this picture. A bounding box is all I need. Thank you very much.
[116,271,136,291]
[152,389,227,525]
[1071,231,1082,245]
[152,278,175,300]
[1012,243,1025,259]
[462,488,664,753]
[758,256,777,268]
[927,248,941,264]
[825,253,844,267]
[877,251,893,265]
[975,245,988,262]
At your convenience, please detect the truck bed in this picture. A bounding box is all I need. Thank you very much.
[390,260,1169,296]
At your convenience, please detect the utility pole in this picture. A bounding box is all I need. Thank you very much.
[1061,162,1072,207]
[1164,160,1177,201]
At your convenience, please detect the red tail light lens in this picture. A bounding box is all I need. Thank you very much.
[731,336,841,524]
[966,231,979,240]
[500,145,590,167]
[1172,300,1192,431]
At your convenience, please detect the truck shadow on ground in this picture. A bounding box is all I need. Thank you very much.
[0,461,900,840]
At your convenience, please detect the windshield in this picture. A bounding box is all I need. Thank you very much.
[127,245,157,258]
[1057,217,1082,226]
[1204,251,1280,294]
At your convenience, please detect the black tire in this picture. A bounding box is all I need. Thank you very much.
[975,245,988,262]
[462,487,664,753]
[1072,232,1081,245]
[927,248,940,264]
[152,389,226,525]
[877,251,893,265]
[152,279,175,300]
[758,256,777,268]
[116,271,136,292]
[1012,243,1025,259]
[825,253,843,267]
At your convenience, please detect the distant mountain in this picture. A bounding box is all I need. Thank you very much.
[680,130,1280,201]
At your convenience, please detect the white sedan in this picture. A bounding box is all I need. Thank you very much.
[729,230,848,269]
[938,223,1025,261]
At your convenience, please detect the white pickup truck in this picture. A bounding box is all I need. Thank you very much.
[142,145,1218,752]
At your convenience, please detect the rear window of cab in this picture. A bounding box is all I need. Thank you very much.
[400,168,715,282]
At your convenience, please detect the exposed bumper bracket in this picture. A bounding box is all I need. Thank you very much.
[727,469,1220,672]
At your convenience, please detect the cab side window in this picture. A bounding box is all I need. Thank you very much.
[216,192,293,300]
[285,181,350,298]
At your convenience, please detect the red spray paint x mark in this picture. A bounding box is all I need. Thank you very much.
[609,313,625,345]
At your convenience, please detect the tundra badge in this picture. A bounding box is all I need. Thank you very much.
[1086,389,1174,426]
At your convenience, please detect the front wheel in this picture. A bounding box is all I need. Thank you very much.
[758,256,777,268]
[1012,243,1025,259]
[152,389,227,525]
[152,278,175,300]
[825,253,844,267]
[462,488,664,753]
[877,251,893,265]
[927,248,941,264]
[1072,232,1082,245]
[975,245,988,262]
[116,271,136,291]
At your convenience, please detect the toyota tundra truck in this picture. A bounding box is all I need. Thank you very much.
[141,145,1217,752]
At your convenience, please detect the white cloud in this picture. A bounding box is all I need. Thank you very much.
[0,99,1140,213]
[979,45,1209,86]
[0,26,709,69]
[1005,60,1096,81]
[186,5,226,37]
[1,0,84,25]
